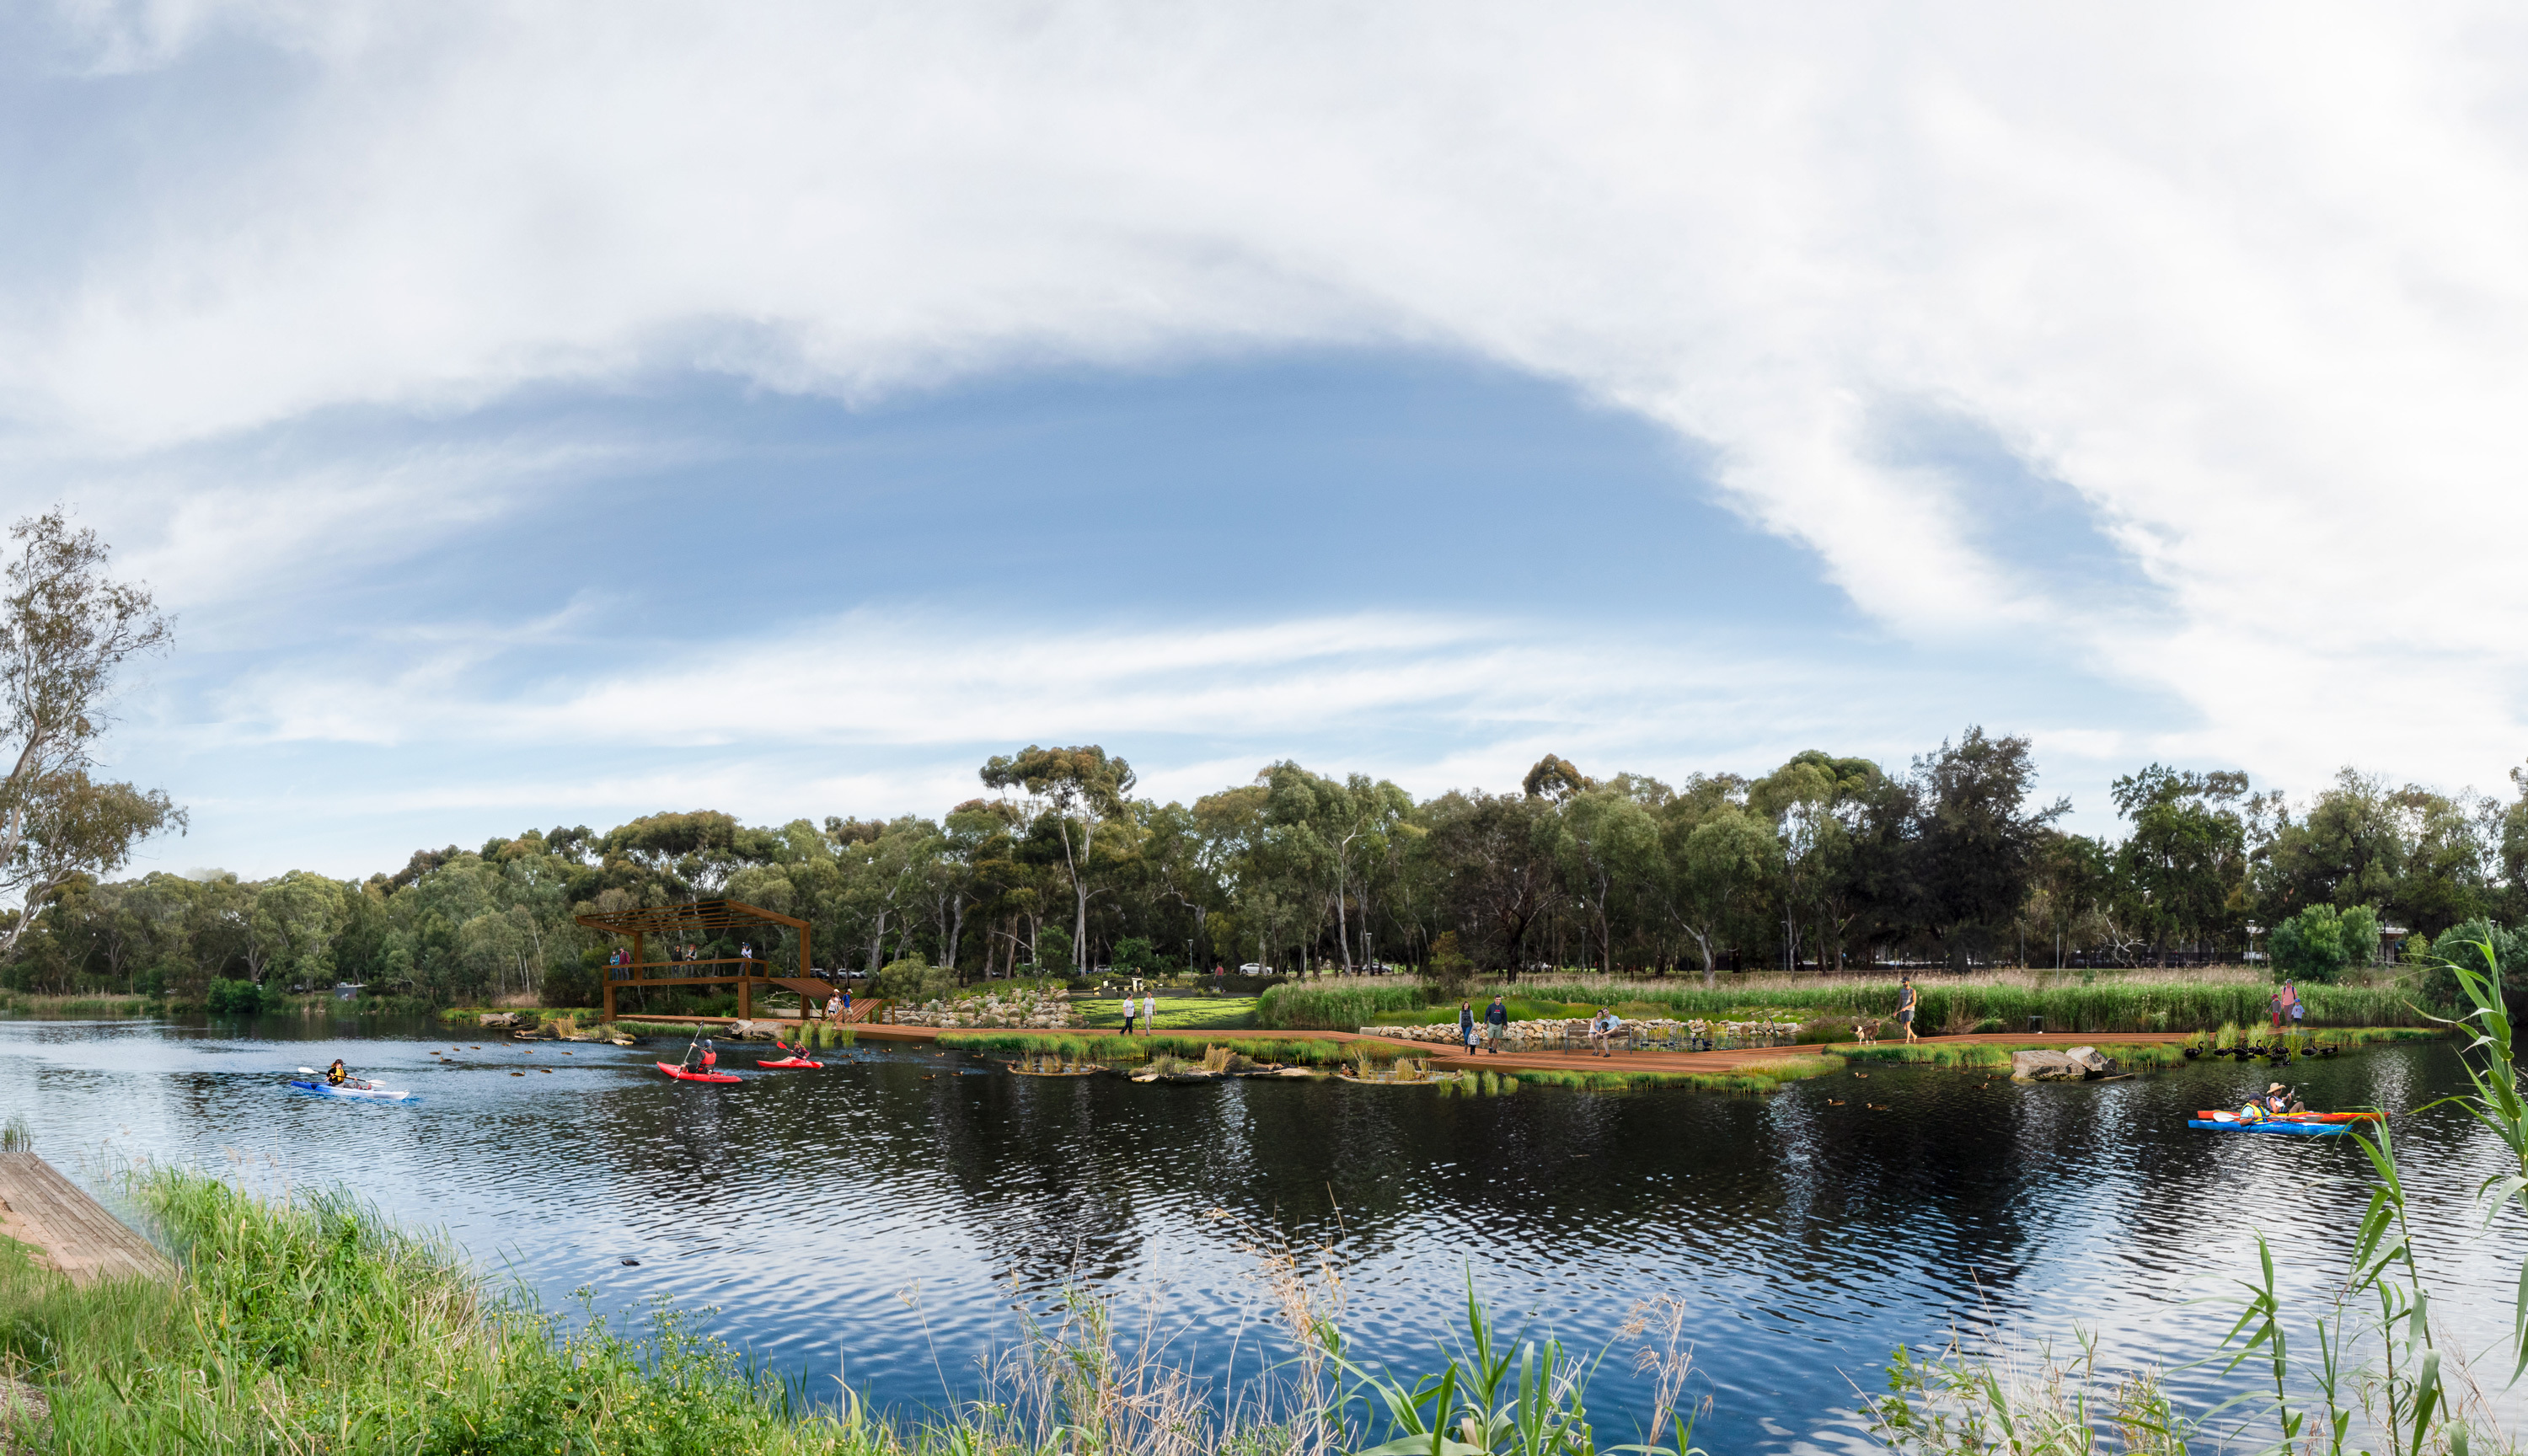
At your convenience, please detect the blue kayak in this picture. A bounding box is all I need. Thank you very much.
[2188,1118,2347,1136]
[287,1079,417,1103]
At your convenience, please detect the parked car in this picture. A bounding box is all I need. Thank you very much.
[1237,962,1273,974]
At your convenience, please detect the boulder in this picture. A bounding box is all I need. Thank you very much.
[724,1020,786,1041]
[2011,1046,2114,1081]
[478,1012,520,1028]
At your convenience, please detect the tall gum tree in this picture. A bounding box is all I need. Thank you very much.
[981,745,1134,974]
[0,512,183,959]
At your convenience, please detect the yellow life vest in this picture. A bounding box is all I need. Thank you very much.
[2238,1102,2266,1122]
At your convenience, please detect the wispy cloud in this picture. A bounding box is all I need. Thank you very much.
[8,0,2527,874]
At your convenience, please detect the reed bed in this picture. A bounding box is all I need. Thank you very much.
[1257,975,2445,1035]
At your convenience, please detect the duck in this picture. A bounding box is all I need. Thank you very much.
[1826,1099,1845,1106]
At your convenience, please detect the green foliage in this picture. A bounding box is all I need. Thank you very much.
[873,955,954,1004]
[1257,982,1432,1029]
[202,977,264,1014]
[2271,902,2377,983]
[1110,935,1160,975]
[1036,926,1074,974]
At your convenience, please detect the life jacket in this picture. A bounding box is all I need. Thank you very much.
[2239,1102,2267,1122]
[327,1065,345,1085]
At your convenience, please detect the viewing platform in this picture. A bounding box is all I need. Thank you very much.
[0,1153,173,1286]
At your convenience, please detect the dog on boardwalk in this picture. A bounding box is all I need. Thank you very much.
[1854,1019,1883,1046]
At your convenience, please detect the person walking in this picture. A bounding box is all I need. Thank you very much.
[1485,995,1508,1053]
[824,992,842,1021]
[1897,976,1920,1045]
[841,986,853,1018]
[1123,996,1137,1035]
[1143,992,1157,1034]
[1459,999,1477,1055]
[2268,986,2284,1033]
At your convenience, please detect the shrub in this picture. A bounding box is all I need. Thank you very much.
[204,977,265,1014]
[874,954,955,1004]
[2271,904,2353,983]
[1111,936,1160,976]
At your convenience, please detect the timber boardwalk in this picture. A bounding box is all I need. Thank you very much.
[0,1153,173,1286]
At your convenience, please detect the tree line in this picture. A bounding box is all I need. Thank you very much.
[9,730,2525,1007]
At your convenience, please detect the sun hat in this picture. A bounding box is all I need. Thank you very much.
[2268,1083,2286,1093]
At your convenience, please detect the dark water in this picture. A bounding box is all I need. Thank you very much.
[1,1016,2520,1453]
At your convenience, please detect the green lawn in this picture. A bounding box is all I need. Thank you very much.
[1073,994,1258,1030]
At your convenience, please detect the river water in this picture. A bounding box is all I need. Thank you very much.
[1,1015,2520,1453]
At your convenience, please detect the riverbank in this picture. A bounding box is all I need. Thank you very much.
[1255,968,2449,1036]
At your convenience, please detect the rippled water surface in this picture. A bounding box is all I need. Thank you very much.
[2,1015,2520,1453]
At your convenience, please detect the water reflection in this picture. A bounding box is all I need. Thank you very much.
[0,1016,2518,1454]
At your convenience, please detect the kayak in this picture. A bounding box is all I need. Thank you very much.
[755,1057,822,1068]
[2195,1110,2381,1124]
[656,1062,741,1084]
[287,1079,415,1102]
[2188,1118,2351,1136]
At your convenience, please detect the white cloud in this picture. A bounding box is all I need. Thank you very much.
[9,0,2528,806]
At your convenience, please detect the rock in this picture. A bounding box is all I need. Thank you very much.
[2011,1046,2114,1081]
[478,1012,520,1028]
[725,1020,785,1041]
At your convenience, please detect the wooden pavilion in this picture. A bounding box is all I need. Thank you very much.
[576,898,835,1023]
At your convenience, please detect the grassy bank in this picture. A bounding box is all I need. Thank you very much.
[0,1167,895,1453]
[1510,1053,1845,1095]
[1256,972,2448,1035]
[0,992,160,1017]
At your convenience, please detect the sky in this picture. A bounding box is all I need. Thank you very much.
[4,0,2526,881]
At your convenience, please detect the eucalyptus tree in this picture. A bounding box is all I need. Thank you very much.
[2110,764,2253,961]
[980,745,1136,976]
[1257,761,1413,971]
[1549,779,1663,974]
[1749,751,1883,973]
[1909,728,2068,972]
[1421,789,1558,974]
[1653,786,1775,985]
[0,512,184,959]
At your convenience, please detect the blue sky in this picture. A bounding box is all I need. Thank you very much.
[6,2,2525,880]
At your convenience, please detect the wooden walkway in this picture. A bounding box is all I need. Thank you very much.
[0,1153,172,1286]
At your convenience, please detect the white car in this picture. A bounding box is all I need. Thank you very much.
[1237,962,1272,974]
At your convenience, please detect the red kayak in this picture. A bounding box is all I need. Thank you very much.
[2195,1109,2381,1123]
[755,1057,822,1068]
[656,1062,741,1084]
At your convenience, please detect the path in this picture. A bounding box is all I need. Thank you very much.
[0,1153,173,1286]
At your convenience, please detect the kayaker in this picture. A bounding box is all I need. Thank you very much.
[2264,1083,2305,1117]
[325,1059,348,1087]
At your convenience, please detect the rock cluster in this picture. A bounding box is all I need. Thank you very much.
[886,986,1077,1030]
[477,1012,522,1028]
[2011,1046,2114,1081]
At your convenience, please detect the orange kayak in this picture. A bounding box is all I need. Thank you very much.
[2195,1109,2381,1123]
